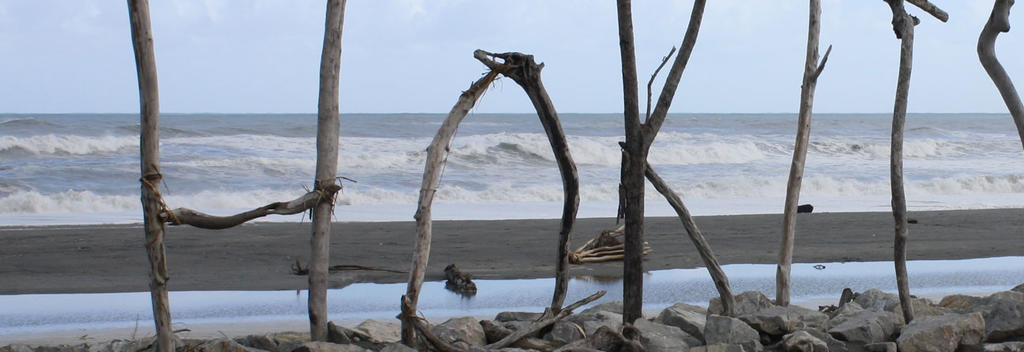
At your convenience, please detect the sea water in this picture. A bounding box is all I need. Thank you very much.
[1,113,1023,225]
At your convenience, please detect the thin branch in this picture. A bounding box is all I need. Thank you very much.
[813,45,833,80]
[164,185,341,229]
[646,47,677,121]
[485,290,606,349]
[906,0,949,22]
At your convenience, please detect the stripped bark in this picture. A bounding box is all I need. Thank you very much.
[979,0,1024,149]
[645,164,735,316]
[615,0,707,323]
[127,1,172,351]
[401,71,499,346]
[885,0,920,323]
[777,0,832,307]
[473,49,580,313]
[309,0,346,341]
[164,186,340,229]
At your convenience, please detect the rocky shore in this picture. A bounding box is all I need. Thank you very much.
[5,284,1024,352]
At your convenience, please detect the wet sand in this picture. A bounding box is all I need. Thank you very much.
[1,209,1022,295]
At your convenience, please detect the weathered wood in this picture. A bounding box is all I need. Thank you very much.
[645,164,735,316]
[777,0,831,307]
[616,0,708,324]
[127,1,172,351]
[885,0,916,323]
[309,0,346,341]
[485,290,606,350]
[473,49,580,313]
[164,186,341,229]
[979,0,1024,149]
[401,71,499,346]
[906,0,949,22]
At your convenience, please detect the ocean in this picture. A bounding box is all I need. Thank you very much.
[1,113,1022,226]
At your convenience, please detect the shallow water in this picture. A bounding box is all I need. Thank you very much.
[1,257,1022,338]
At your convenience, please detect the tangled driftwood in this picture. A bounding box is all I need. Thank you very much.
[569,225,652,264]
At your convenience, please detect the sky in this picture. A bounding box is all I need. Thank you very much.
[0,0,1021,114]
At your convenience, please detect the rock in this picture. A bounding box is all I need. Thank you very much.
[582,301,624,315]
[853,289,900,312]
[709,291,774,317]
[739,305,828,336]
[704,315,763,352]
[192,338,268,352]
[351,320,400,344]
[585,325,644,352]
[494,311,543,322]
[1,345,35,352]
[291,342,371,352]
[430,316,487,347]
[1012,284,1024,293]
[985,341,1024,352]
[480,320,513,343]
[655,302,708,342]
[632,319,699,351]
[795,328,851,352]
[941,291,1024,342]
[827,308,902,344]
[377,343,417,352]
[689,344,747,352]
[797,204,814,213]
[895,312,986,352]
[545,320,586,345]
[568,310,624,336]
[863,342,897,352]
[508,337,558,351]
[780,330,828,352]
[236,332,308,352]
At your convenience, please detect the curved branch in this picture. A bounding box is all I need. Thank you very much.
[979,0,1024,149]
[164,185,342,229]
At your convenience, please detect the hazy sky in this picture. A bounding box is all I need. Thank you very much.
[1,1,1021,114]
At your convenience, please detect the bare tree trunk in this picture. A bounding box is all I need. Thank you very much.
[401,71,498,346]
[615,0,707,324]
[473,50,580,313]
[979,0,1024,149]
[309,0,346,341]
[645,164,734,316]
[777,0,832,307]
[885,0,916,324]
[127,1,173,351]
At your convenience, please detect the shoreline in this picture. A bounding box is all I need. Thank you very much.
[2,208,1023,295]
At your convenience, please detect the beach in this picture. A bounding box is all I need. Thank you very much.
[2,208,1022,295]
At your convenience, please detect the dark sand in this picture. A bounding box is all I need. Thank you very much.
[1,209,1022,295]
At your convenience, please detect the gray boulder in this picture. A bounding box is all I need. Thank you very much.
[1012,283,1024,294]
[655,302,708,342]
[191,339,268,352]
[853,289,900,312]
[984,341,1024,352]
[378,343,417,352]
[863,342,897,352]
[351,320,401,344]
[494,311,543,322]
[739,305,828,336]
[941,290,1024,342]
[896,312,986,352]
[689,344,747,352]
[236,332,308,352]
[291,342,371,352]
[710,291,774,317]
[582,301,624,315]
[779,330,828,352]
[545,320,586,345]
[568,310,624,336]
[430,316,487,348]
[704,315,763,352]
[827,307,902,344]
[633,318,699,351]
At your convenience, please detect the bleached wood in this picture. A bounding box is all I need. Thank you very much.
[777,0,831,307]
[401,71,499,346]
[127,0,172,350]
[164,186,340,229]
[979,0,1024,149]
[906,0,948,22]
[309,0,346,341]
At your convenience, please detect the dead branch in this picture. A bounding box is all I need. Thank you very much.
[646,47,677,120]
[401,295,463,352]
[979,0,1024,149]
[485,290,606,350]
[906,0,949,22]
[164,185,341,229]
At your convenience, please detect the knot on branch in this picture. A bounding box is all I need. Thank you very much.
[885,0,920,39]
[473,49,544,86]
[140,172,181,226]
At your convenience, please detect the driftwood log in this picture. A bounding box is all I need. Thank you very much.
[163,186,341,229]
[777,0,832,307]
[979,0,1024,149]
[402,71,499,346]
[443,264,477,296]
[308,0,347,341]
[126,1,173,351]
[615,0,708,323]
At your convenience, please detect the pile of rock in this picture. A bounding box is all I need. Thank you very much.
[4,284,1024,352]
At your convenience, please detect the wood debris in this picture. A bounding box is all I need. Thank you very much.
[569,225,652,264]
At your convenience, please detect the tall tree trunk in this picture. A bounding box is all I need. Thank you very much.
[127,1,173,351]
[402,72,498,346]
[979,0,1024,148]
[777,0,831,307]
[309,0,346,341]
[885,0,916,323]
[615,0,647,325]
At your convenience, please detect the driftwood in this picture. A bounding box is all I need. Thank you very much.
[127,1,173,351]
[569,225,652,264]
[473,49,580,313]
[291,260,405,275]
[777,0,832,307]
[979,0,1024,149]
[308,0,347,341]
[164,185,341,229]
[615,0,709,323]
[485,290,606,350]
[402,71,499,346]
[443,264,477,297]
